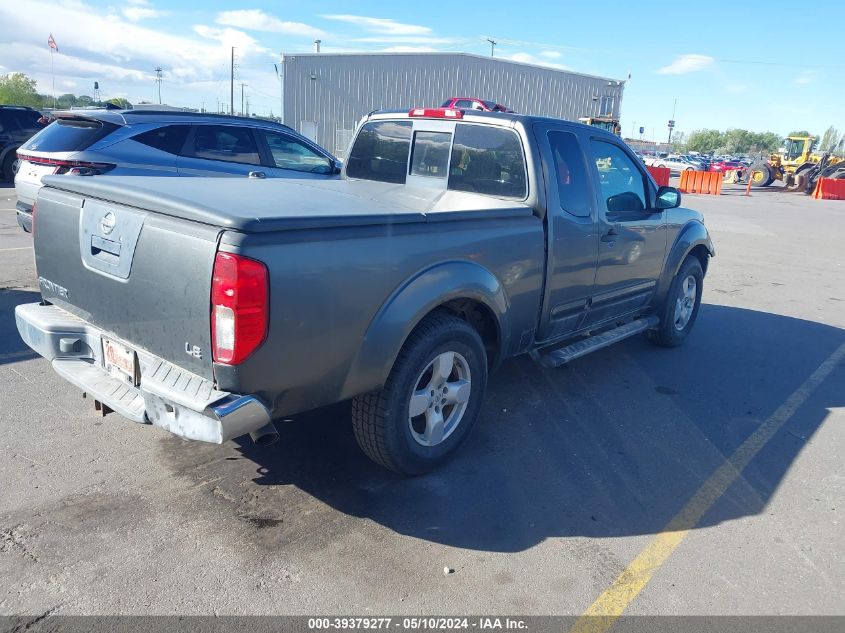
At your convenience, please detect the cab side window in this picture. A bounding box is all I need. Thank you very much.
[589,140,647,214]
[548,131,591,218]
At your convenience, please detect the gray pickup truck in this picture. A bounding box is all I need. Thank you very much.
[16,108,714,474]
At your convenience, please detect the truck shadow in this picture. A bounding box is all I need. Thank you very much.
[216,304,844,551]
[0,288,40,364]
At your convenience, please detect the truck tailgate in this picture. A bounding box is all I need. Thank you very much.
[33,185,220,380]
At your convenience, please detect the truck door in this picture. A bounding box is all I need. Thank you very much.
[583,137,667,327]
[534,123,600,341]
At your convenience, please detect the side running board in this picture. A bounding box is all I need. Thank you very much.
[531,316,659,368]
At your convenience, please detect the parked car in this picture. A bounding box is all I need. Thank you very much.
[0,105,46,181]
[682,154,710,170]
[440,97,513,112]
[14,110,340,232]
[645,155,697,174]
[17,108,713,474]
[709,160,746,175]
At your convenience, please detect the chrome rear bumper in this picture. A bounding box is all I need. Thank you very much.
[15,302,271,444]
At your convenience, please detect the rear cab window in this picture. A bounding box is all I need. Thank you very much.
[347,119,527,200]
[21,117,118,153]
[346,121,412,184]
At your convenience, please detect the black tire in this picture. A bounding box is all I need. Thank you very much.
[748,162,773,187]
[351,311,488,475]
[1,152,17,182]
[646,256,704,348]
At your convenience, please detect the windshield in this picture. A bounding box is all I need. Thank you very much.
[784,139,806,161]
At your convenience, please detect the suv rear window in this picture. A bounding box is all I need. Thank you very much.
[346,121,412,184]
[448,124,527,199]
[21,117,117,153]
[134,125,190,155]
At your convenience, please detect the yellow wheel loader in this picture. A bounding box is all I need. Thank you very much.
[578,116,622,136]
[748,135,844,190]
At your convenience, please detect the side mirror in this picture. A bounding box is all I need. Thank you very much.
[333,160,343,174]
[656,186,681,210]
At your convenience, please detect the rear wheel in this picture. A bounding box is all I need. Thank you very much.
[748,162,774,187]
[1,152,17,182]
[351,311,488,475]
[646,256,704,348]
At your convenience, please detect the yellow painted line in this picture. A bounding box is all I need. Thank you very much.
[570,340,845,633]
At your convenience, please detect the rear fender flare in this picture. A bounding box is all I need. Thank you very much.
[341,260,510,399]
[654,221,714,307]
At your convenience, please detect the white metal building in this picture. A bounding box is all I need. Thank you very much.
[280,52,625,157]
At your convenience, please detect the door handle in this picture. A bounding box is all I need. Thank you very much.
[601,228,618,243]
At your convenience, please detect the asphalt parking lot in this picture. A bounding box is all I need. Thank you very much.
[0,180,843,617]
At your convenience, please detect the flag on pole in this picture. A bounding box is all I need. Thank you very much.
[48,33,58,52]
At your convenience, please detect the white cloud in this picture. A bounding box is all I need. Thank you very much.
[794,70,817,85]
[0,0,281,112]
[540,50,562,59]
[215,9,323,38]
[123,6,160,21]
[506,52,569,70]
[381,46,438,53]
[321,14,431,35]
[193,25,269,54]
[657,54,714,75]
[509,52,535,64]
[351,36,458,45]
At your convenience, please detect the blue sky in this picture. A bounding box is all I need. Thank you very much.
[1,0,842,140]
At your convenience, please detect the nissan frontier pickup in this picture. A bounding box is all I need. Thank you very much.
[16,108,714,474]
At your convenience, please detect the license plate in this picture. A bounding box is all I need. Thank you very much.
[102,338,137,385]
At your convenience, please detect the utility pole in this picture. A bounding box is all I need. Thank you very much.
[240,82,246,116]
[667,97,677,144]
[486,38,497,57]
[154,66,163,104]
[230,46,235,116]
[245,97,250,117]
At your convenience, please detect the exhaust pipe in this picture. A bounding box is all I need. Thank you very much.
[249,421,279,447]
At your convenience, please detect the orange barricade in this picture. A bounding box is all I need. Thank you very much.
[647,166,671,187]
[812,178,845,200]
[678,170,723,195]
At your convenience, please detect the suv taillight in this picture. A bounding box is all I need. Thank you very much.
[211,252,268,365]
[17,153,116,175]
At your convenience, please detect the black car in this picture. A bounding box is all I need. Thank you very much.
[0,105,46,181]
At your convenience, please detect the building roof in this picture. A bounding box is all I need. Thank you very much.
[281,51,625,85]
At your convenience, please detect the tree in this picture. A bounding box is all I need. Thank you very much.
[787,130,812,137]
[686,129,724,153]
[819,126,841,152]
[0,73,44,108]
[106,97,132,109]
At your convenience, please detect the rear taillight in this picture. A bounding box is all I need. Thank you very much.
[211,252,268,365]
[17,153,116,175]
